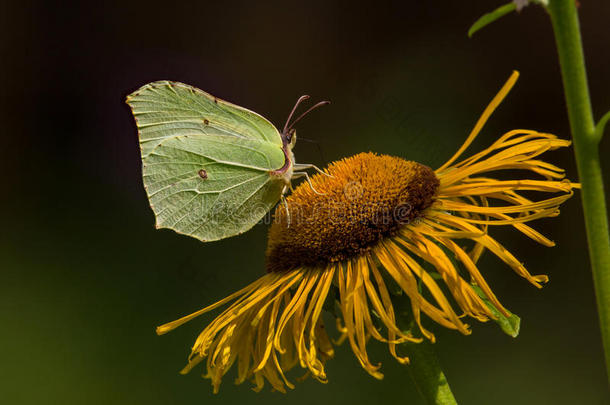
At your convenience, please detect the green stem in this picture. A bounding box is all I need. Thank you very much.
[405,342,458,405]
[548,0,610,382]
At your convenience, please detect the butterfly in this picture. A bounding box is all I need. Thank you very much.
[126,81,328,242]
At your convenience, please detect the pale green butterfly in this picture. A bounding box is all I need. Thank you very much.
[126,81,328,242]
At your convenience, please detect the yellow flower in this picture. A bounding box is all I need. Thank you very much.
[156,71,579,393]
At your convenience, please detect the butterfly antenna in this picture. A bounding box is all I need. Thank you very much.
[283,95,310,135]
[285,100,330,133]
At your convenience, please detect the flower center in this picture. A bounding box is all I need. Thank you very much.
[266,152,439,272]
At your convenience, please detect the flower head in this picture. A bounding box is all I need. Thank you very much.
[157,71,579,392]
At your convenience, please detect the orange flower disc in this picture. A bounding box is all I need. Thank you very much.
[266,152,439,272]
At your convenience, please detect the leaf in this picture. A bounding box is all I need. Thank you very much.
[471,285,521,337]
[468,3,517,38]
[594,110,610,143]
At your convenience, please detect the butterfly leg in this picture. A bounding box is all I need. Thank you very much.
[281,194,291,228]
[293,163,333,177]
[292,172,325,195]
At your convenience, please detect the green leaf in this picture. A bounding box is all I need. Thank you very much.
[594,110,610,143]
[471,285,521,337]
[468,3,517,38]
[403,341,458,404]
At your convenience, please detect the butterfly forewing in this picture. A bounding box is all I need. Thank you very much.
[127,81,284,158]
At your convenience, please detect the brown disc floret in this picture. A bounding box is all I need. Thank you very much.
[266,152,439,272]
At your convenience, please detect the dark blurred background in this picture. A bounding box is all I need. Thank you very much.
[2,1,609,403]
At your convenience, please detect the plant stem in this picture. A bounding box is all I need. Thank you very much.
[405,342,458,405]
[548,0,610,382]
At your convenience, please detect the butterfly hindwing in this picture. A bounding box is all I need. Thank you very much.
[142,134,286,241]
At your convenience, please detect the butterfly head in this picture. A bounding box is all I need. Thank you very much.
[284,128,297,149]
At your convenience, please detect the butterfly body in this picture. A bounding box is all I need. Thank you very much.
[126,81,317,242]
